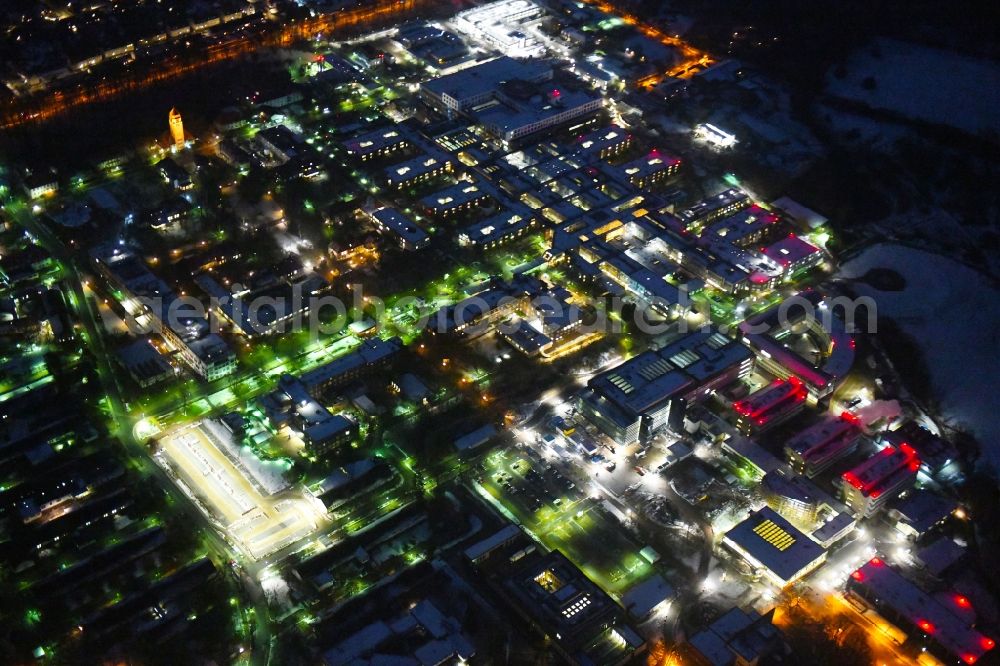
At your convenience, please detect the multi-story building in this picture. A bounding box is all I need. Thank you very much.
[91,245,235,381]
[384,153,452,190]
[760,469,857,547]
[420,57,603,148]
[420,56,552,114]
[677,188,751,232]
[459,208,536,248]
[419,181,492,218]
[701,205,782,249]
[579,330,754,445]
[259,375,357,457]
[687,608,786,666]
[609,150,681,189]
[342,127,411,162]
[300,337,403,396]
[784,412,863,477]
[426,276,544,337]
[738,291,856,401]
[732,378,808,435]
[761,470,822,526]
[491,550,644,664]
[761,234,824,276]
[364,206,429,251]
[841,444,920,517]
[575,125,633,162]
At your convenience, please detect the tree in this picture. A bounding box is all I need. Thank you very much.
[782,614,872,666]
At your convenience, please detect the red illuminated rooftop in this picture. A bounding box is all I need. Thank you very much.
[842,444,920,498]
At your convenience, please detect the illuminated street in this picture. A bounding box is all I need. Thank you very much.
[1,0,997,663]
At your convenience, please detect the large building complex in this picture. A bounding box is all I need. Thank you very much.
[91,245,236,380]
[579,330,753,444]
[738,291,855,400]
[2,0,986,661]
[421,57,603,147]
[492,549,644,664]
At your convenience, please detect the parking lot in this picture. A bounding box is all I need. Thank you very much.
[478,446,655,596]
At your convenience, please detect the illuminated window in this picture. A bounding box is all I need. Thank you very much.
[562,595,592,619]
[534,569,564,593]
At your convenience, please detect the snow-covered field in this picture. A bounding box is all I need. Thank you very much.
[840,244,999,468]
[826,39,1000,137]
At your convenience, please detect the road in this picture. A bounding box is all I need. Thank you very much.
[0,0,427,130]
[12,207,275,665]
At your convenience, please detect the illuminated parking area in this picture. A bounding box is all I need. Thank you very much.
[157,422,327,561]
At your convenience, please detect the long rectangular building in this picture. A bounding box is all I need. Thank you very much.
[91,245,235,380]
[841,444,919,517]
[365,206,429,250]
[342,127,410,161]
[300,337,403,395]
[733,378,807,434]
[785,413,862,477]
[848,558,995,665]
[609,150,681,189]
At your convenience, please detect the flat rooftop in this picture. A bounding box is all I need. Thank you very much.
[421,56,551,106]
[677,188,750,225]
[722,507,825,584]
[460,208,532,244]
[843,444,919,498]
[850,558,995,664]
[762,234,821,268]
[575,125,631,157]
[589,330,751,417]
[786,414,861,460]
[420,181,488,211]
[384,153,449,185]
[617,150,681,180]
[342,126,409,157]
[369,207,428,246]
[703,205,780,245]
[733,378,806,424]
